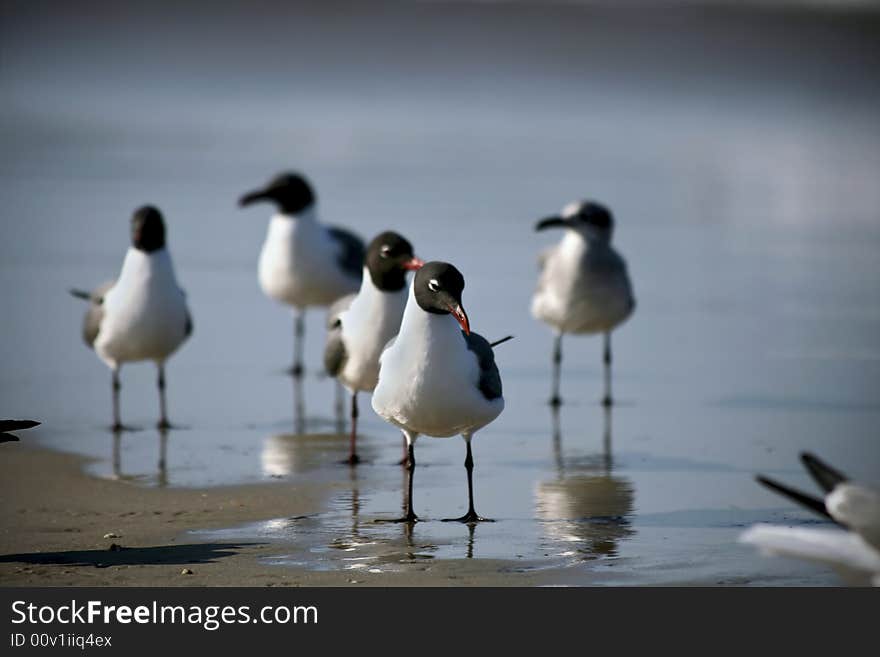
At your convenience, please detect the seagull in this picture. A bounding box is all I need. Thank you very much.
[531,200,635,407]
[239,172,364,376]
[372,261,507,523]
[0,420,40,443]
[70,206,192,430]
[740,452,880,586]
[324,231,424,465]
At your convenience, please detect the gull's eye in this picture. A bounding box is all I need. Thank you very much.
[427,279,440,292]
[380,245,391,258]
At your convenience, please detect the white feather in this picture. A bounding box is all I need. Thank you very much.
[258,209,359,309]
[94,247,189,368]
[740,524,880,585]
[336,268,408,393]
[531,230,634,334]
[372,282,504,438]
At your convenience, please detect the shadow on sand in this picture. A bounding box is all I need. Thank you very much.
[0,542,260,569]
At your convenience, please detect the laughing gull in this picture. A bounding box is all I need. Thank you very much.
[531,200,635,407]
[0,420,40,443]
[324,231,424,465]
[70,206,192,430]
[740,453,880,586]
[372,262,507,523]
[239,172,364,376]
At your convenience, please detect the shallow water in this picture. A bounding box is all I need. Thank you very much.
[2,2,879,585]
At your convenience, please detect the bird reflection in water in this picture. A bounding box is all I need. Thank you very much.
[261,431,354,478]
[110,427,169,486]
[536,406,634,559]
[327,466,372,555]
[289,368,348,437]
[259,432,449,570]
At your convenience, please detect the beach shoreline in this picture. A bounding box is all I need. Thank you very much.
[0,443,557,587]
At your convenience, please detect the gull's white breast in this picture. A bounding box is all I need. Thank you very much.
[372,286,504,437]
[338,273,408,393]
[94,247,189,367]
[531,231,634,334]
[258,212,358,308]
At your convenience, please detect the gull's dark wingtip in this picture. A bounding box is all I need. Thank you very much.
[756,473,836,523]
[800,452,847,494]
[0,419,41,432]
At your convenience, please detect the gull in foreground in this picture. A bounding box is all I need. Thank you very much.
[239,172,363,376]
[740,452,880,586]
[531,200,635,407]
[324,231,424,465]
[71,206,192,430]
[372,262,508,523]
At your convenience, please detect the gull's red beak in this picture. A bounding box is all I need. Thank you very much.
[449,303,470,335]
[404,257,425,271]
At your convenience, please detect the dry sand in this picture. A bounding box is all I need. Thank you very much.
[0,444,553,586]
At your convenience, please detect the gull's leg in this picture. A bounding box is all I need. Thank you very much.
[158,426,168,487]
[601,332,613,407]
[157,363,171,429]
[378,431,419,523]
[292,371,305,434]
[111,367,123,431]
[550,333,563,407]
[345,391,360,465]
[443,433,493,523]
[290,308,305,377]
[397,432,408,466]
[334,380,345,434]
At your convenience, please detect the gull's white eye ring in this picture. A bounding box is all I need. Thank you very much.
[380,245,391,258]
[428,279,440,292]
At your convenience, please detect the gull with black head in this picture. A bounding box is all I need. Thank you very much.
[372,262,508,523]
[324,231,424,465]
[239,172,364,376]
[532,200,635,407]
[70,206,192,430]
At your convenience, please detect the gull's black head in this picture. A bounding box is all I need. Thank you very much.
[414,261,469,334]
[238,172,316,215]
[365,231,424,291]
[131,205,166,252]
[535,200,614,240]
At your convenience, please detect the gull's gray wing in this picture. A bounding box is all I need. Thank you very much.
[324,293,355,376]
[70,280,115,348]
[463,331,503,401]
[327,226,365,279]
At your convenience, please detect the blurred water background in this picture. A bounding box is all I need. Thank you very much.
[2,0,879,584]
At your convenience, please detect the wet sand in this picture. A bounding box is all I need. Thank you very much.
[0,443,556,586]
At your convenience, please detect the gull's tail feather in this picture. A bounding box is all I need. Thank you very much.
[801,452,848,494]
[756,474,836,523]
[490,335,514,348]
